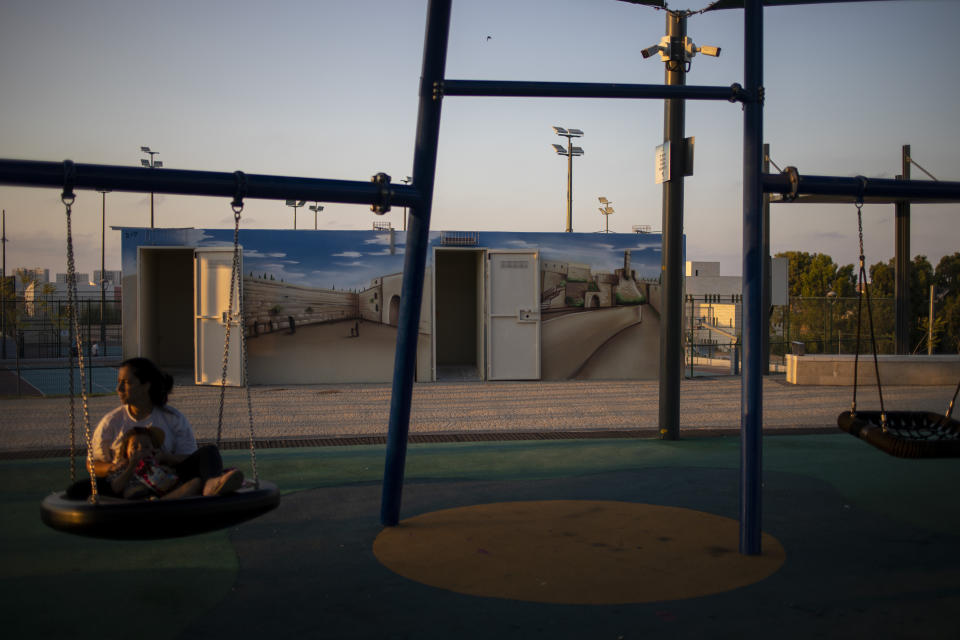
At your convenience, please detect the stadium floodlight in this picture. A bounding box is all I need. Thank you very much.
[551,126,585,232]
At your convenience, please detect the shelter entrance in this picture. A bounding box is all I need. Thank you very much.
[433,248,484,381]
[136,247,194,372]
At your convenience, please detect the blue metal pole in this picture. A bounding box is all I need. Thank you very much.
[441,79,744,102]
[0,159,421,208]
[741,0,764,556]
[380,0,451,527]
[762,172,960,201]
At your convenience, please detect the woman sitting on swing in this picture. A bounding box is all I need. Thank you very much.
[67,357,243,500]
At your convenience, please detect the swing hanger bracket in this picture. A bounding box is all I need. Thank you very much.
[370,172,393,214]
[782,166,799,201]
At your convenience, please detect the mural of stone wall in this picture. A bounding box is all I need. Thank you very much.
[244,277,358,337]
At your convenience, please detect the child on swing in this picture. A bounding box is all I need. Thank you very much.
[108,426,203,500]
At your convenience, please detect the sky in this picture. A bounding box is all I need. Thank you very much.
[1,0,958,280]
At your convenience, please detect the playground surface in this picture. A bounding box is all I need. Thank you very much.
[2,377,959,638]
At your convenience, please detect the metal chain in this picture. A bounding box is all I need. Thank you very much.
[851,199,887,430]
[216,201,260,485]
[63,192,97,500]
[216,212,241,446]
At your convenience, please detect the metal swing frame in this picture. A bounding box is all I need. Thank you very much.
[6,0,960,554]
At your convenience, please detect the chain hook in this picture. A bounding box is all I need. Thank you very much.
[62,160,76,206]
[231,170,247,217]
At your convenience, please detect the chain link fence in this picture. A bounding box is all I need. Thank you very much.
[1,297,122,396]
[684,295,896,378]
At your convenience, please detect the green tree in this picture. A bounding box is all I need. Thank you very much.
[935,252,960,352]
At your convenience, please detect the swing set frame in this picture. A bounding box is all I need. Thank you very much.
[5,0,960,554]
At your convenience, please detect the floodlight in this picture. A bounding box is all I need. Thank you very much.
[567,128,584,137]
[570,147,584,156]
[141,160,150,167]
[285,199,296,206]
[552,144,566,154]
[309,205,324,213]
[598,196,609,204]
[153,161,163,168]
[297,200,306,207]
[140,146,151,153]
[552,126,568,135]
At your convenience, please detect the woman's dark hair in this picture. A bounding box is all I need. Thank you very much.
[121,357,174,407]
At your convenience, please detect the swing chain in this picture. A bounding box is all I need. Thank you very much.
[216,178,260,485]
[850,177,888,431]
[61,162,96,500]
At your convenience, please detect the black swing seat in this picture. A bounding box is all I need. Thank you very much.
[40,481,281,540]
[837,411,960,459]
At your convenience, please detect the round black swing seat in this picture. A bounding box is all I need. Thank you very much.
[838,410,960,459]
[41,481,281,540]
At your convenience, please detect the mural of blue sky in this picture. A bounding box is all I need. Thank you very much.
[119,228,670,291]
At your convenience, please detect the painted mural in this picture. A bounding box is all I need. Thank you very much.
[119,227,673,384]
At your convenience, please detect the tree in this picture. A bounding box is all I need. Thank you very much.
[935,252,960,352]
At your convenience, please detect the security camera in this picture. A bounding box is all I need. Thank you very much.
[641,44,661,59]
[697,45,721,57]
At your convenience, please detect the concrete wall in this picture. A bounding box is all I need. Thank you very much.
[786,354,960,386]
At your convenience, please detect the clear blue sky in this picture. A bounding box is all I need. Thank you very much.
[1,0,957,279]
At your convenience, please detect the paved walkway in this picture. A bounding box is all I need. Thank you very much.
[1,375,956,454]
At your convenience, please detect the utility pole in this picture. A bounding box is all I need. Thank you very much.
[659,10,686,440]
[762,143,771,374]
[1,210,6,359]
[894,144,910,354]
[98,189,111,351]
[639,11,719,440]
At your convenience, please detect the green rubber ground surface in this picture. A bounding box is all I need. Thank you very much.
[3,433,959,639]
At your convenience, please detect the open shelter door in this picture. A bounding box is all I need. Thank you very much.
[194,248,243,386]
[486,250,540,380]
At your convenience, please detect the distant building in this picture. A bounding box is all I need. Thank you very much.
[686,261,742,351]
[56,272,91,285]
[13,267,49,289]
[94,270,122,286]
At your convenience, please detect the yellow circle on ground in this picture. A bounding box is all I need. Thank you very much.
[374,500,785,605]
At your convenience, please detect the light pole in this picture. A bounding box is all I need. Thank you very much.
[97,189,111,351]
[140,146,162,228]
[598,197,614,233]
[551,126,583,232]
[308,203,324,230]
[401,176,412,231]
[827,290,836,354]
[286,200,306,229]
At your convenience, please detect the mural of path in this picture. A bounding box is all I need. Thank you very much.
[541,306,647,380]
[574,305,661,380]
[247,321,428,385]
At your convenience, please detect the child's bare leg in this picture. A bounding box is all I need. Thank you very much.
[161,477,202,500]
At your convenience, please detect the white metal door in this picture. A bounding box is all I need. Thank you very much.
[486,250,540,380]
[194,248,243,386]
